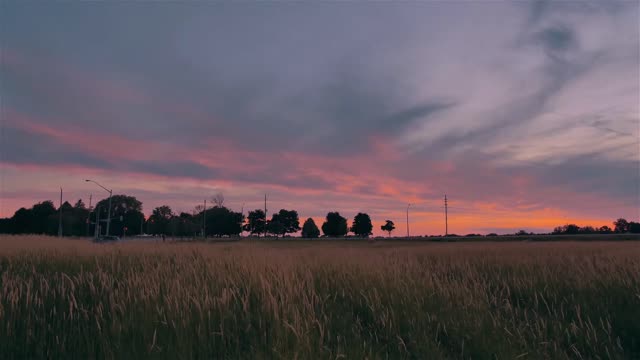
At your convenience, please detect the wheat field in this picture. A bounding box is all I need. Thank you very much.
[0,236,639,359]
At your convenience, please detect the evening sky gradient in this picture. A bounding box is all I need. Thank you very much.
[1,1,638,235]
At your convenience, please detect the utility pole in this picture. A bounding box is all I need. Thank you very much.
[86,194,92,237]
[203,199,207,238]
[444,194,448,236]
[84,179,112,236]
[58,187,63,237]
[95,205,100,238]
[406,203,411,238]
[264,194,268,238]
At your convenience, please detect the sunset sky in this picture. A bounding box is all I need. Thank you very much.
[1,2,638,235]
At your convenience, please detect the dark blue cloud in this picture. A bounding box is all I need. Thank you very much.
[0,127,113,169]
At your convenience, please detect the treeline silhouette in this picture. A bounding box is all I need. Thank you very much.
[0,194,638,237]
[552,219,640,234]
[0,195,380,238]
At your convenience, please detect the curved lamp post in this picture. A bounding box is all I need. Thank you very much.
[85,179,113,236]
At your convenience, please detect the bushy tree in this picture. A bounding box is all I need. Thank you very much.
[381,220,395,237]
[0,218,12,233]
[174,212,200,237]
[74,199,86,210]
[629,222,640,234]
[564,224,580,234]
[148,205,174,235]
[614,218,629,233]
[552,224,580,235]
[322,212,348,237]
[301,218,320,238]
[267,220,286,237]
[244,209,266,236]
[204,206,243,237]
[54,200,91,236]
[350,213,373,237]
[580,226,596,234]
[10,208,33,234]
[268,209,300,237]
[598,225,612,234]
[31,201,57,234]
[95,195,144,236]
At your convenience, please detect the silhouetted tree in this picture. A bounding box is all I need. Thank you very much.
[350,213,373,237]
[245,209,266,236]
[565,224,580,234]
[268,209,300,237]
[552,224,580,235]
[322,212,348,237]
[148,205,174,235]
[10,208,33,234]
[598,225,612,234]
[580,226,596,234]
[94,195,144,236]
[74,199,86,210]
[205,206,243,237]
[267,219,285,237]
[168,212,199,237]
[301,218,320,238]
[211,192,225,208]
[614,218,629,233]
[153,205,173,219]
[614,218,627,233]
[31,201,57,234]
[629,222,640,234]
[53,201,89,236]
[69,199,91,236]
[381,220,395,237]
[0,218,12,233]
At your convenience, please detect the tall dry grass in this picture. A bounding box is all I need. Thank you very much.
[0,235,639,359]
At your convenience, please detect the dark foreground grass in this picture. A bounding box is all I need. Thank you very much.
[0,236,639,359]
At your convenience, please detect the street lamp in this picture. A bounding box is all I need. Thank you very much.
[85,179,113,236]
[406,203,412,238]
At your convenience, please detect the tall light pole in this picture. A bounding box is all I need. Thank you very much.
[85,179,113,236]
[406,203,411,238]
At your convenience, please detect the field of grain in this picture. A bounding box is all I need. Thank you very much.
[1,236,639,359]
